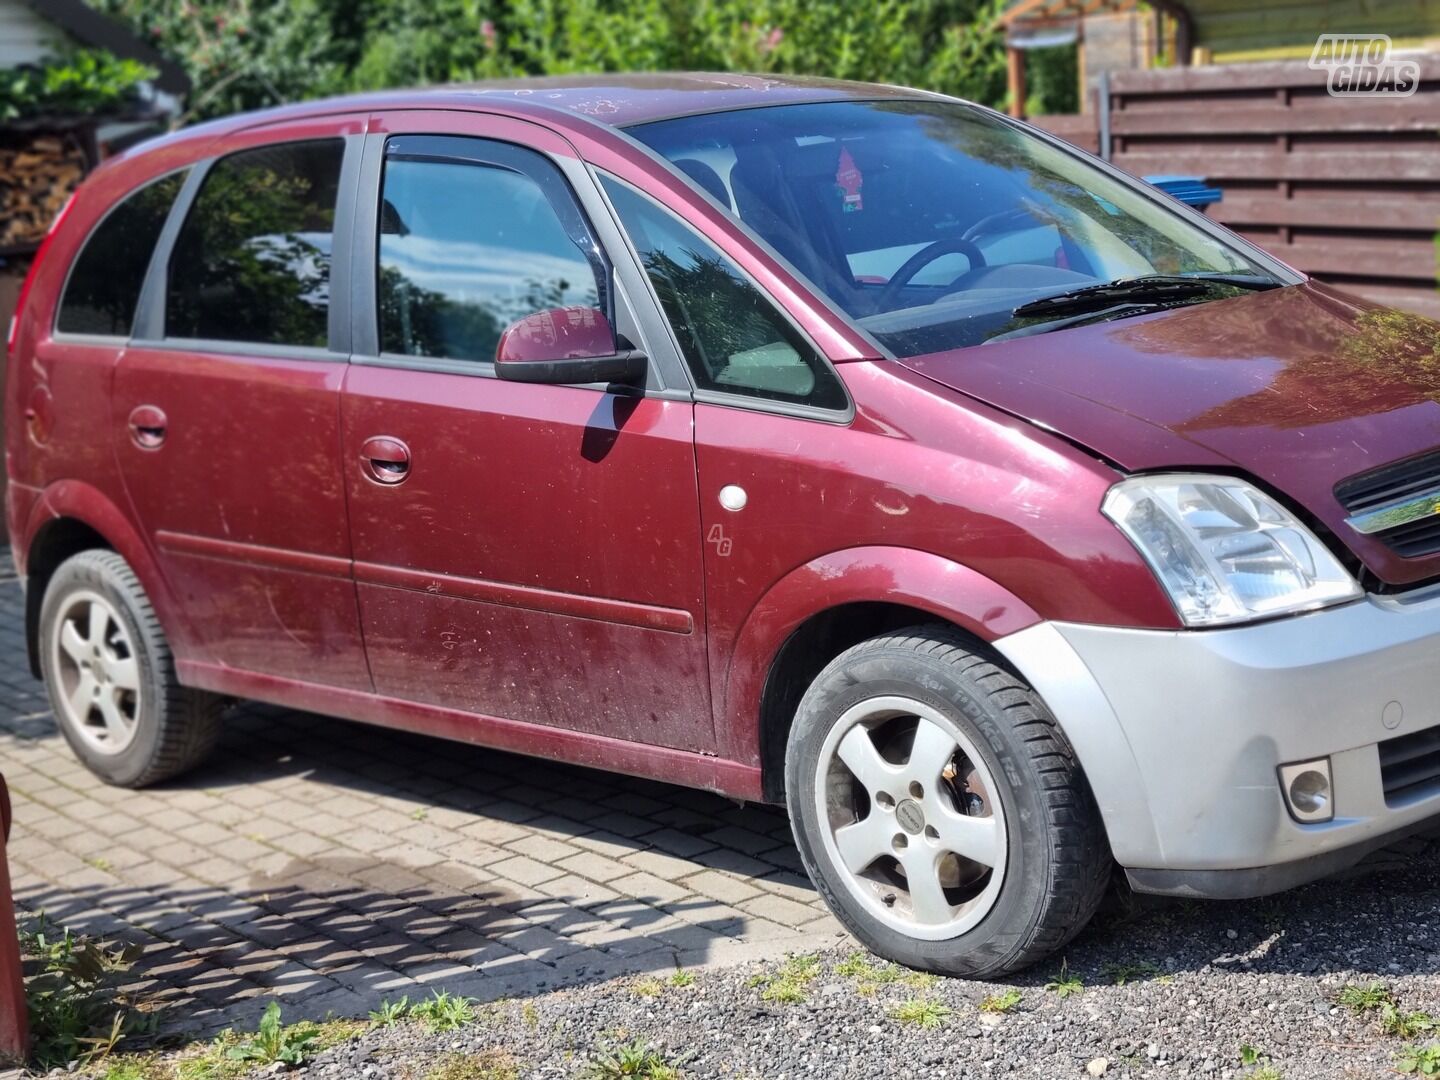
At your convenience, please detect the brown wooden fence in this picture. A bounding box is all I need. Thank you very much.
[1036,55,1440,319]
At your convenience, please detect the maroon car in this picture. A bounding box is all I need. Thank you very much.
[9,74,1440,977]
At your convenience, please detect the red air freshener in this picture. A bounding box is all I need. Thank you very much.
[836,146,863,213]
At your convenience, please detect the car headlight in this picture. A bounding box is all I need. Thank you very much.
[1102,473,1361,627]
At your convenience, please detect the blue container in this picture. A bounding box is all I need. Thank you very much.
[1143,175,1223,212]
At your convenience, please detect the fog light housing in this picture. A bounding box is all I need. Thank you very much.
[1278,758,1333,823]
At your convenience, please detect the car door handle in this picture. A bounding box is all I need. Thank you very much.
[360,436,410,484]
[127,405,167,449]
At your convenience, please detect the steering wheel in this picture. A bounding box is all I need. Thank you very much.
[878,237,987,309]
[963,206,1041,244]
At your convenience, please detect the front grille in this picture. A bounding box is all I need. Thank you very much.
[1379,725,1440,805]
[1336,449,1440,559]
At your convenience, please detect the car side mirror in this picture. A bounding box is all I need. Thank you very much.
[494,307,646,385]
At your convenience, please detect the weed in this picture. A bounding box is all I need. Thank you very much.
[98,1057,168,1080]
[1337,982,1395,1013]
[174,1032,246,1080]
[889,998,952,1029]
[632,977,665,998]
[751,954,821,1005]
[669,969,695,988]
[424,1050,520,1080]
[411,990,478,1032]
[225,1001,321,1068]
[369,996,410,1027]
[411,808,429,821]
[581,1037,685,1079]
[1239,1044,1265,1066]
[1102,961,1160,986]
[1249,1068,1283,1080]
[979,989,1023,1014]
[86,857,112,872]
[1045,961,1083,998]
[1383,1005,1438,1040]
[1396,1043,1440,1076]
[19,913,147,1068]
[521,1001,539,1028]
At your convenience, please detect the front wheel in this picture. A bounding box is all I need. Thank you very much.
[785,625,1110,978]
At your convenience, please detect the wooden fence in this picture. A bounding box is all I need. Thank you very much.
[1035,54,1440,319]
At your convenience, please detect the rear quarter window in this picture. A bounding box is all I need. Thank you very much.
[56,170,188,337]
[165,139,344,348]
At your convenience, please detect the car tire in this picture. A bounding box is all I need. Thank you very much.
[39,549,223,788]
[785,624,1110,978]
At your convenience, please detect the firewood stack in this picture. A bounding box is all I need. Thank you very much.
[0,132,87,251]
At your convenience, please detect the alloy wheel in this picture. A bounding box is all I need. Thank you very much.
[815,695,1007,940]
[49,590,142,755]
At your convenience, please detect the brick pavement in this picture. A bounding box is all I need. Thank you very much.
[0,563,845,1036]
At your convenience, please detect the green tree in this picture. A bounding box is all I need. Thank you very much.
[91,0,1008,122]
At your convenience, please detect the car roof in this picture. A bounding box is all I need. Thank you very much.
[133,73,943,151]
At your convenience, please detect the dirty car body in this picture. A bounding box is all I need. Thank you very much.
[10,73,1440,975]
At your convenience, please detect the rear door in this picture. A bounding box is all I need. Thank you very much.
[114,118,372,690]
[340,111,713,751]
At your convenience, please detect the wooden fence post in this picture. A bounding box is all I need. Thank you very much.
[0,774,28,1065]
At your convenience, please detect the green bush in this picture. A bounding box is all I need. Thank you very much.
[91,0,1008,121]
[0,49,155,121]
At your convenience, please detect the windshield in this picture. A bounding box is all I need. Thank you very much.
[630,100,1278,357]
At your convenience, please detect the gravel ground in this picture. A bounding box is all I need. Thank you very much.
[90,847,1440,1080]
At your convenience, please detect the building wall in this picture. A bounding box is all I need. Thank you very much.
[1190,0,1440,62]
[0,0,65,69]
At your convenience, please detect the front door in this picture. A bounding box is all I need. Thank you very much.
[340,114,713,751]
[115,123,371,690]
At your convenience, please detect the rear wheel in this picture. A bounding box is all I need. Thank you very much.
[785,625,1110,977]
[40,550,223,787]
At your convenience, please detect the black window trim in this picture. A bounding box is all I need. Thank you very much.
[593,170,855,426]
[131,131,363,359]
[348,129,684,398]
[52,165,192,345]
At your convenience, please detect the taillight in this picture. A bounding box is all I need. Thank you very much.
[6,190,77,359]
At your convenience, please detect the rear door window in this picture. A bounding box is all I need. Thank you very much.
[57,170,188,337]
[166,139,344,348]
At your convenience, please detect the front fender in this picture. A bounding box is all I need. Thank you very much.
[721,546,1041,765]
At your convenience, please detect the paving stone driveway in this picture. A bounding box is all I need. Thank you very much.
[0,564,845,1036]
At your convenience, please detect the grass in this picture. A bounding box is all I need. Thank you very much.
[978,988,1023,1014]
[424,1050,520,1080]
[521,1001,540,1028]
[1102,961,1161,986]
[1045,961,1083,998]
[833,951,909,995]
[98,1058,169,1080]
[632,977,665,998]
[1383,1006,1438,1040]
[1337,982,1396,1013]
[889,998,952,1029]
[581,1037,686,1079]
[19,913,148,1069]
[750,954,821,1004]
[1396,1043,1440,1076]
[410,990,478,1032]
[369,995,410,1027]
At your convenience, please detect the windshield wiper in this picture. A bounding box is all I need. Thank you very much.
[1011,273,1279,318]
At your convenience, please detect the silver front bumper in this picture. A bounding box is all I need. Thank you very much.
[997,587,1440,893]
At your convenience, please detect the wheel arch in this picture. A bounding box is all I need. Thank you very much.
[722,546,1043,803]
[19,481,188,679]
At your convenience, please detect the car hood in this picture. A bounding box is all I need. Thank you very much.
[896,282,1440,587]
